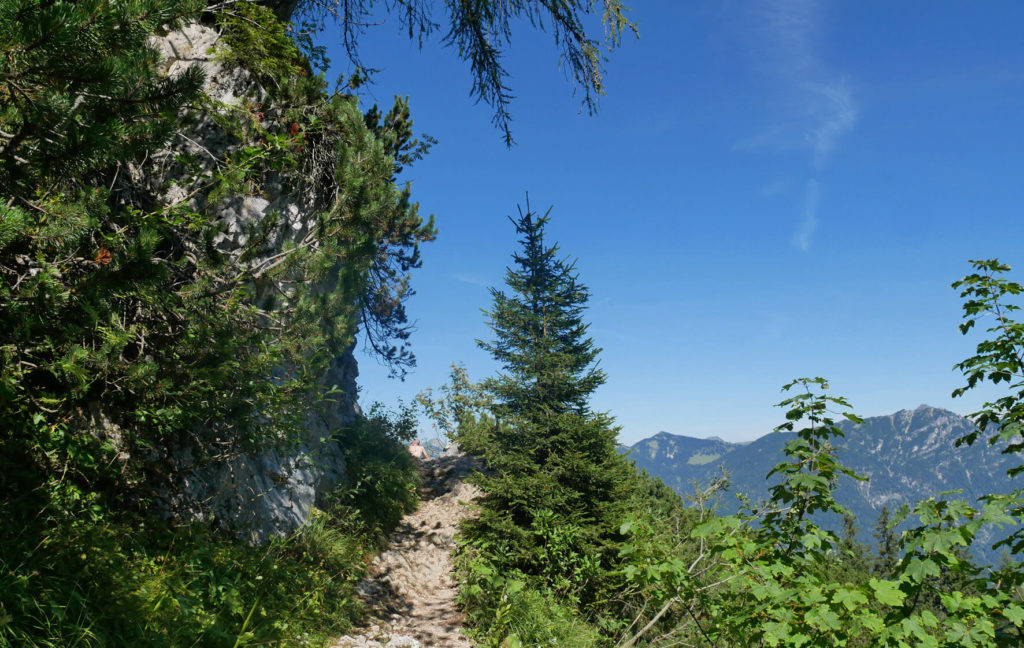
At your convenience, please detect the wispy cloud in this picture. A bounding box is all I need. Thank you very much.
[805,79,857,169]
[793,179,820,252]
[754,0,820,81]
[744,0,857,250]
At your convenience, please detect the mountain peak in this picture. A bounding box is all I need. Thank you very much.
[890,404,963,422]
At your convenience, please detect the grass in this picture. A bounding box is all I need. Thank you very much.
[1,496,375,647]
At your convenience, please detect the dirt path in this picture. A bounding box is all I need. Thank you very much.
[332,454,481,648]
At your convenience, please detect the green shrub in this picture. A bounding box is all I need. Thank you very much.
[456,558,603,648]
[325,402,421,545]
[496,585,604,648]
[0,503,359,647]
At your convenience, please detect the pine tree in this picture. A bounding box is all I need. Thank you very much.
[462,200,632,600]
[0,0,205,194]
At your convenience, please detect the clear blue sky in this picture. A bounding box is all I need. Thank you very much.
[318,1,1024,445]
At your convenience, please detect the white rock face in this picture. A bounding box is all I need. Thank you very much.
[148,20,359,543]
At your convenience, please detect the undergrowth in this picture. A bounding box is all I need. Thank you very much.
[0,404,420,648]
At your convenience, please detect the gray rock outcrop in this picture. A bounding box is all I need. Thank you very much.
[146,17,358,543]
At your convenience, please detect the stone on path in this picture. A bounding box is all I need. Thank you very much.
[331,455,481,648]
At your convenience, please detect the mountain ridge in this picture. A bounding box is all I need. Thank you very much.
[625,405,1019,563]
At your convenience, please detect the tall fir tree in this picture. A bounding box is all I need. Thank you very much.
[461,200,632,601]
[482,202,604,421]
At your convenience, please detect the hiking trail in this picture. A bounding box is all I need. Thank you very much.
[332,454,481,648]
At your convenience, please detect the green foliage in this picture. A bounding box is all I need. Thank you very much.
[215,1,328,101]
[0,1,642,646]
[2,0,305,524]
[1,3,433,646]
[211,2,438,377]
[294,0,639,144]
[610,365,1024,648]
[952,259,1024,551]
[1,0,436,507]
[446,202,692,645]
[480,201,605,419]
[872,505,902,578]
[596,264,1024,647]
[612,477,701,644]
[326,402,421,545]
[415,362,494,441]
[0,0,205,193]
[458,202,633,607]
[686,381,879,647]
[456,561,603,648]
[837,513,872,584]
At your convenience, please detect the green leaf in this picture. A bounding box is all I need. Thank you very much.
[1003,603,1024,627]
[869,578,905,606]
[832,586,868,611]
[806,606,840,631]
[900,616,939,648]
[903,557,941,582]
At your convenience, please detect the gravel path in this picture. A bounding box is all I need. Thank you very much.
[331,455,481,648]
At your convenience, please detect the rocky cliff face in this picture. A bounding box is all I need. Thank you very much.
[145,18,357,543]
[162,349,358,544]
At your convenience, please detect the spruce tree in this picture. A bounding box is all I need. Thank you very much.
[481,202,604,421]
[463,200,631,600]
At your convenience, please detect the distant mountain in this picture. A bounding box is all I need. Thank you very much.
[626,406,1020,564]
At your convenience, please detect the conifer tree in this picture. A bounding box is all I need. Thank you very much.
[462,200,631,599]
[0,0,205,194]
[481,202,604,421]
[837,512,871,583]
[872,504,901,578]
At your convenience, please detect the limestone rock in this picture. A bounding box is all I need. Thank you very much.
[145,19,359,543]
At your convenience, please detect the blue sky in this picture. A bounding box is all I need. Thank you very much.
[319,1,1024,445]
